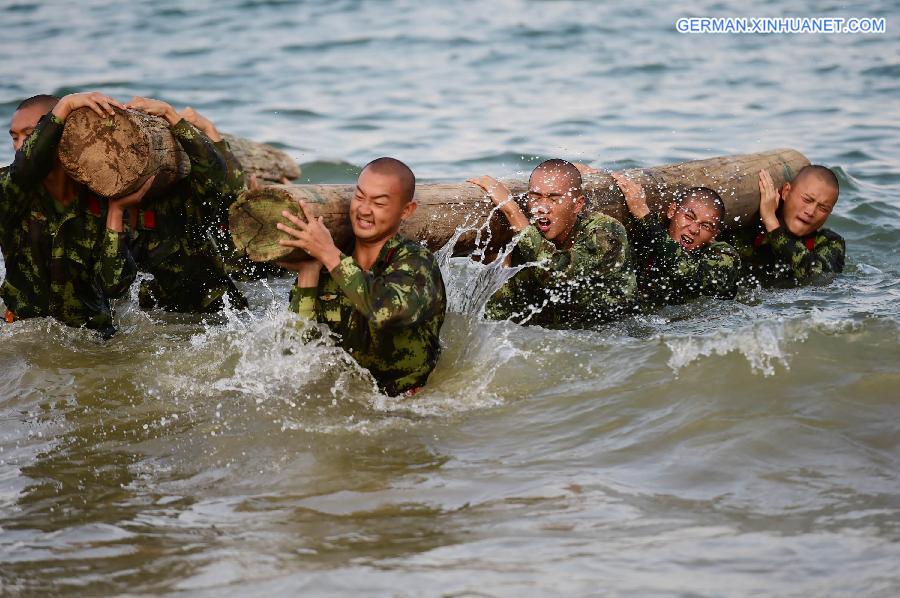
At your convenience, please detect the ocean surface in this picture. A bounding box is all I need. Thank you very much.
[1,1,899,596]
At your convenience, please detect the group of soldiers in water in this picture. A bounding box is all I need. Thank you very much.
[1,91,846,395]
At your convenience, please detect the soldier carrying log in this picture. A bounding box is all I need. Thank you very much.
[723,166,845,287]
[467,159,637,328]
[275,158,447,396]
[1,93,153,336]
[122,96,249,313]
[610,171,742,310]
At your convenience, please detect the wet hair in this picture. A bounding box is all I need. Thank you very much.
[529,159,583,195]
[16,94,60,113]
[362,157,416,203]
[675,186,726,226]
[792,164,839,196]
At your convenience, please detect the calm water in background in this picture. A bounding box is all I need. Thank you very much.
[1,1,899,595]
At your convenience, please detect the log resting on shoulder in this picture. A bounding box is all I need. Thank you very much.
[229,148,810,262]
[57,107,301,198]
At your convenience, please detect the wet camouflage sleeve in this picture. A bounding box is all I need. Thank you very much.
[487,214,637,327]
[290,285,318,320]
[214,139,246,201]
[766,226,845,282]
[92,228,137,299]
[0,113,64,225]
[329,252,441,329]
[632,215,740,301]
[171,119,229,223]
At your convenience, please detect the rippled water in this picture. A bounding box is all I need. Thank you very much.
[2,1,899,596]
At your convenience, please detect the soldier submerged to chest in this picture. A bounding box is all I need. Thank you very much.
[123,97,247,313]
[723,166,845,287]
[278,157,446,396]
[468,159,637,328]
[612,173,741,310]
[1,93,152,336]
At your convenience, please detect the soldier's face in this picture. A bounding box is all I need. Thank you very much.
[780,177,837,237]
[666,197,720,251]
[350,168,416,243]
[10,105,45,153]
[526,172,585,245]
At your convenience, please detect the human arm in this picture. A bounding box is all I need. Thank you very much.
[467,175,530,232]
[178,106,247,201]
[127,97,228,216]
[280,258,324,321]
[612,171,651,220]
[757,169,781,233]
[1,114,64,223]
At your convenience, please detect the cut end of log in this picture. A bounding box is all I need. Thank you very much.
[58,107,190,198]
[228,186,303,262]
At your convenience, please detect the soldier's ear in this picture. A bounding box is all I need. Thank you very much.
[573,194,586,214]
[666,202,677,220]
[780,182,791,199]
[401,200,417,221]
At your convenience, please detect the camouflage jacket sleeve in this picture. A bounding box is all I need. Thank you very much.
[632,215,741,299]
[171,119,228,220]
[329,252,440,329]
[214,139,246,201]
[289,285,318,320]
[93,229,137,298]
[766,226,846,282]
[0,113,65,225]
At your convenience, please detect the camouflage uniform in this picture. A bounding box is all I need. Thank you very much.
[129,120,248,312]
[0,113,136,336]
[485,213,637,328]
[630,214,741,309]
[724,222,845,286]
[289,234,447,396]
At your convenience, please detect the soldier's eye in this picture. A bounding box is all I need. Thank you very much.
[701,223,714,232]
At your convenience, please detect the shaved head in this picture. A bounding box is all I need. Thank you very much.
[530,159,583,195]
[676,186,726,224]
[792,164,839,196]
[362,157,416,203]
[16,94,59,114]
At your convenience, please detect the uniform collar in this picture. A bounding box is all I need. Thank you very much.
[374,233,403,268]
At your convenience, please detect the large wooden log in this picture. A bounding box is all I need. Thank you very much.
[221,134,300,183]
[229,148,810,262]
[57,107,300,198]
[58,107,189,198]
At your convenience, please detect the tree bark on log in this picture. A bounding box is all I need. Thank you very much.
[221,134,300,183]
[230,148,809,262]
[57,107,301,198]
[58,107,190,198]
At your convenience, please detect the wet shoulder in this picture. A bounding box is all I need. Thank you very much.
[702,240,741,269]
[706,240,740,259]
[816,228,845,245]
[392,235,441,272]
[581,212,628,243]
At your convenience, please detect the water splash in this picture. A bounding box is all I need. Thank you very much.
[433,206,538,318]
[665,310,862,376]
